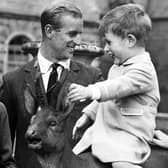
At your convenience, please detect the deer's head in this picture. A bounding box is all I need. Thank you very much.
[25,104,73,155]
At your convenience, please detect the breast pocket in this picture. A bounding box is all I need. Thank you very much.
[120,107,144,116]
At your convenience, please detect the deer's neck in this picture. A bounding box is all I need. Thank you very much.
[37,152,63,168]
[61,141,88,168]
[37,142,87,168]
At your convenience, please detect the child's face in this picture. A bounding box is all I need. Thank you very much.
[104,31,129,65]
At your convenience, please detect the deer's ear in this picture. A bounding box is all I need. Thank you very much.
[30,115,36,124]
[24,87,36,115]
[62,101,74,120]
[56,82,71,111]
[57,102,74,123]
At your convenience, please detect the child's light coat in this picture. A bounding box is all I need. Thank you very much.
[73,52,160,164]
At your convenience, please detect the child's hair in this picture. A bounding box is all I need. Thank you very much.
[109,0,135,10]
[99,3,152,47]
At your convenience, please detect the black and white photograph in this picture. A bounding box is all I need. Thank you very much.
[0,0,168,168]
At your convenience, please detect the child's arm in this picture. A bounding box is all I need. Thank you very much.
[152,130,168,148]
[72,100,99,140]
[90,62,155,101]
[68,62,154,102]
[68,83,100,102]
[72,113,90,140]
[82,100,99,121]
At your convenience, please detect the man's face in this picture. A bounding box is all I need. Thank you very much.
[50,15,83,60]
[104,31,128,65]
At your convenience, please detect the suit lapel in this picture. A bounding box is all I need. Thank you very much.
[24,58,40,99]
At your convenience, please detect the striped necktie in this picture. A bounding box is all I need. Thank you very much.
[47,63,59,91]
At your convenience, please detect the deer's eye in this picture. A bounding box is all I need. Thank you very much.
[49,121,57,127]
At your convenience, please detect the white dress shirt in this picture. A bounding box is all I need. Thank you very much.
[37,51,70,91]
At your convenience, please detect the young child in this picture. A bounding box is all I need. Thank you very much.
[68,4,160,168]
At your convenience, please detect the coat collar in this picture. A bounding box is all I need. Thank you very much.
[69,60,80,72]
[122,52,151,66]
[24,57,38,72]
[24,58,39,98]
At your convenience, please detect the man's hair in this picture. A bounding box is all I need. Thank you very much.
[40,1,82,36]
[99,4,152,46]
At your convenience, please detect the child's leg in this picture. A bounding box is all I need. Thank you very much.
[112,162,142,168]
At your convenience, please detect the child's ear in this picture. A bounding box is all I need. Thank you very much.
[127,34,136,47]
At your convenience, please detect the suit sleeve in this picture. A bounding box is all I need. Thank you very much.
[0,75,17,145]
[0,102,17,168]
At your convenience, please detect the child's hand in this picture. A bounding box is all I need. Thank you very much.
[152,130,168,148]
[72,114,90,140]
[68,83,92,102]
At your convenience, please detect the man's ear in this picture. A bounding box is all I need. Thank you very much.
[127,34,136,47]
[44,24,55,39]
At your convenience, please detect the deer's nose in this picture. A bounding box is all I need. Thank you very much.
[29,129,36,136]
[25,127,37,139]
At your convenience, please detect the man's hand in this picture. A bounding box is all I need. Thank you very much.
[68,83,92,102]
[72,114,90,140]
[152,130,168,148]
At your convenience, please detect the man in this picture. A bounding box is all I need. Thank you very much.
[0,2,103,168]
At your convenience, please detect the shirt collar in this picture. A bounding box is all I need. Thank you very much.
[58,59,70,70]
[37,51,70,73]
[122,51,151,66]
[37,51,52,74]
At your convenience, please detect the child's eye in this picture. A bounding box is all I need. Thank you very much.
[105,39,111,45]
[49,121,57,127]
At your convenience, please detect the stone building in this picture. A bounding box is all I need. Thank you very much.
[0,0,168,116]
[0,0,104,75]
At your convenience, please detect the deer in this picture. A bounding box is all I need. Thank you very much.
[24,71,110,168]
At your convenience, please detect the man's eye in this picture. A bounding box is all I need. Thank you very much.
[68,31,78,38]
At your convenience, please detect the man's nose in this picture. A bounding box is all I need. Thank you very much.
[67,35,81,48]
[104,44,110,53]
[73,34,81,45]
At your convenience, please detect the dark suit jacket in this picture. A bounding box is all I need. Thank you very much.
[0,58,103,168]
[0,102,17,168]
